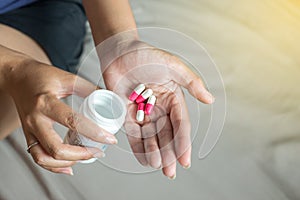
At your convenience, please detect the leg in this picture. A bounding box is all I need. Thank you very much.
[0,24,51,139]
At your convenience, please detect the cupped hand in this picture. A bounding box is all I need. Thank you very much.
[101,42,214,179]
[6,59,117,175]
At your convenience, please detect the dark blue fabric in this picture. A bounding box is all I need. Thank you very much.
[0,0,86,72]
[0,0,38,14]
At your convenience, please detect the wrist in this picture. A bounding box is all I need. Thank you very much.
[82,0,137,45]
[0,53,33,93]
[96,30,152,71]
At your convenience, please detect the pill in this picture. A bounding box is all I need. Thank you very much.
[128,84,146,101]
[136,103,145,122]
[145,95,156,115]
[136,89,153,103]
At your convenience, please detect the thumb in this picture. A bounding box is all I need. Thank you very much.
[67,74,99,98]
[170,60,215,104]
[186,77,215,104]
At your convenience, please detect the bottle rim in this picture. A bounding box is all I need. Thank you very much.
[86,90,127,129]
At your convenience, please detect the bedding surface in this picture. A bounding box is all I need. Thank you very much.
[0,0,299,199]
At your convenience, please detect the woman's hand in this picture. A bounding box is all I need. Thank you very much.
[4,58,117,175]
[101,42,214,179]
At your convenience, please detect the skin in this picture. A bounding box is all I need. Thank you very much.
[0,0,214,178]
[0,24,115,175]
[83,0,214,178]
[102,46,214,178]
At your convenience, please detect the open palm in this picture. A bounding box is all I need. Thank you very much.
[102,45,214,178]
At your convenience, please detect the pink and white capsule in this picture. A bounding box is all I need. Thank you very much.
[129,84,146,101]
[136,89,153,103]
[145,95,156,115]
[136,103,145,122]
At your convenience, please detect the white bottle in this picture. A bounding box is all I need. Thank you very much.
[64,90,127,163]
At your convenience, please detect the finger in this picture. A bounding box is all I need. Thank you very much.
[30,142,76,168]
[43,97,117,144]
[24,129,77,172]
[156,116,177,179]
[162,163,177,180]
[30,115,105,161]
[72,76,99,98]
[169,58,214,104]
[44,166,74,176]
[170,89,192,168]
[60,72,99,98]
[142,122,161,169]
[24,128,38,152]
[125,104,148,166]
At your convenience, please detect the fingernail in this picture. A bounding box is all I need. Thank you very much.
[168,174,176,180]
[138,157,148,166]
[86,148,105,159]
[205,90,215,103]
[105,137,118,144]
[150,155,161,169]
[60,168,73,176]
[211,95,215,103]
[151,163,161,169]
[93,151,105,158]
[183,163,191,169]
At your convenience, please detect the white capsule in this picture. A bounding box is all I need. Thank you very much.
[136,89,153,103]
[147,95,156,105]
[142,89,153,98]
[136,110,145,122]
[129,84,146,101]
[136,103,145,122]
[134,84,146,94]
[145,95,156,115]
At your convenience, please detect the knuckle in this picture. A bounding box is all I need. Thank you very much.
[145,142,158,152]
[23,115,34,128]
[130,142,144,153]
[65,112,80,130]
[160,143,173,154]
[168,95,181,112]
[142,131,156,139]
[126,131,141,139]
[77,147,92,160]
[157,130,169,141]
[23,115,40,130]
[34,155,46,166]
[49,146,64,159]
[82,152,93,160]
[34,94,48,109]
[166,93,176,105]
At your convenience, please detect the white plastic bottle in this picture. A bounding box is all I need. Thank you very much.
[64,90,127,163]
